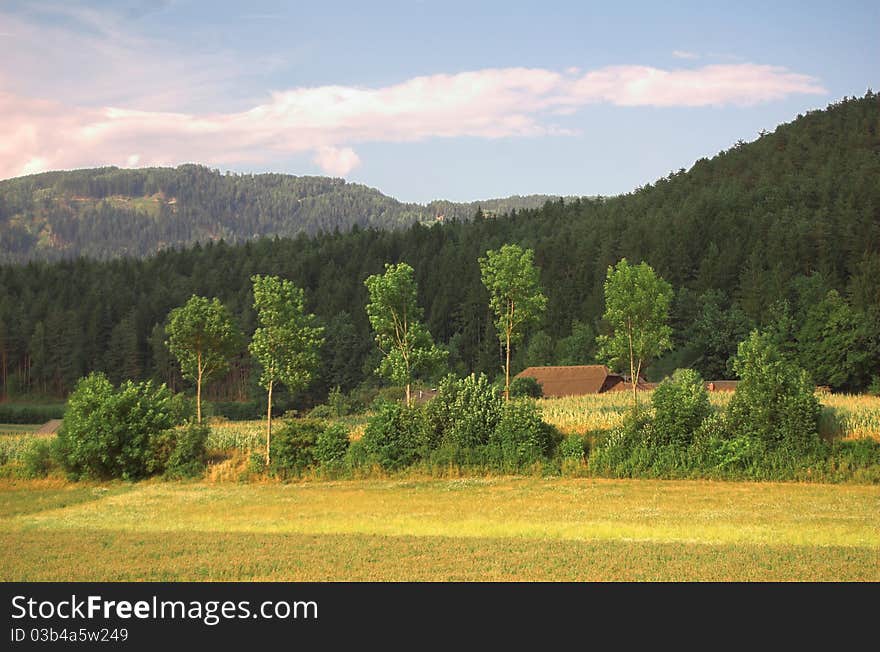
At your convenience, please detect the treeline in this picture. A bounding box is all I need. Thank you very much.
[0,93,878,403]
[0,164,567,262]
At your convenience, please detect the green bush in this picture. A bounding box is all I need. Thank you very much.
[489,399,557,470]
[308,404,335,419]
[559,433,589,461]
[314,423,350,467]
[727,331,821,455]
[369,386,406,410]
[510,376,543,399]
[269,418,327,477]
[588,409,651,475]
[650,368,711,447]
[55,373,185,480]
[343,439,370,470]
[361,402,426,470]
[165,422,210,479]
[22,438,57,478]
[425,373,503,452]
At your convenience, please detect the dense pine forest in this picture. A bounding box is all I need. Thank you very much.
[0,92,878,406]
[0,166,568,262]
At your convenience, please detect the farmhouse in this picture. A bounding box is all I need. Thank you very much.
[515,365,640,397]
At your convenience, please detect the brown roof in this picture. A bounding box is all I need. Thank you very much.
[515,365,622,397]
[606,379,656,392]
[705,380,739,392]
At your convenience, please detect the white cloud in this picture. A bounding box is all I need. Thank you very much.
[672,50,700,60]
[0,63,826,180]
[313,146,361,176]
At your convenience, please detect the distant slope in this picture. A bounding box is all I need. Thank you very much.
[0,166,573,262]
[0,93,878,399]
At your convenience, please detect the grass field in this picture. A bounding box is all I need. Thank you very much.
[1,477,877,581]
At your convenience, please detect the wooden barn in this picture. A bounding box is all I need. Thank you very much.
[515,365,635,398]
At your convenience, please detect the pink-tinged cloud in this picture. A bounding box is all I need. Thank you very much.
[313,146,361,176]
[0,63,826,180]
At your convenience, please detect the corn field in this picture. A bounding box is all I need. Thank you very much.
[539,391,880,441]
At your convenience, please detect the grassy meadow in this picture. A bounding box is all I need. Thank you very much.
[2,391,878,581]
[1,477,877,581]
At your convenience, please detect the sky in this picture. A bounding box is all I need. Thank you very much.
[1,1,877,203]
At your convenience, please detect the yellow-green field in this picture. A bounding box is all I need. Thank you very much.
[1,477,877,581]
[538,392,880,440]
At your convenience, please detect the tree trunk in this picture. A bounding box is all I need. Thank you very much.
[196,353,203,424]
[505,327,511,401]
[265,381,273,467]
[627,320,638,410]
[405,382,411,407]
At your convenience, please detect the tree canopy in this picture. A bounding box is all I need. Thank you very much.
[479,244,547,400]
[596,258,673,405]
[364,262,446,405]
[165,295,241,422]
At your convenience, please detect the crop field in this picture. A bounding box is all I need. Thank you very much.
[538,392,880,441]
[0,477,877,581]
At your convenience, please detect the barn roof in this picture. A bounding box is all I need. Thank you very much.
[515,365,619,397]
[705,380,739,392]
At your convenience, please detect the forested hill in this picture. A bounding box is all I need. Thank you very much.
[1,92,878,404]
[0,166,570,262]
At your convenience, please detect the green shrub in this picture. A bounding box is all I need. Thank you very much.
[510,376,543,399]
[369,386,406,410]
[588,409,651,475]
[165,422,210,479]
[489,399,557,470]
[361,402,426,470]
[308,404,335,419]
[55,373,184,480]
[343,439,370,470]
[22,438,57,478]
[559,433,589,461]
[727,331,821,455]
[650,368,710,447]
[247,451,267,476]
[314,423,350,467]
[269,418,327,477]
[425,373,503,451]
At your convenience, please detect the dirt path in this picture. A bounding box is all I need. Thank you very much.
[34,419,62,435]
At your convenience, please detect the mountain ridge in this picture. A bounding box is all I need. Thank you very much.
[0,165,578,262]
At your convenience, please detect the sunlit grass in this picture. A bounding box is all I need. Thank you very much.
[0,477,876,580]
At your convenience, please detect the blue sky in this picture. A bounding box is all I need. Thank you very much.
[1,1,877,202]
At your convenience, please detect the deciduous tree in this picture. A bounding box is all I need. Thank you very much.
[596,258,673,407]
[364,262,446,406]
[165,295,242,423]
[249,275,324,465]
[479,244,547,400]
